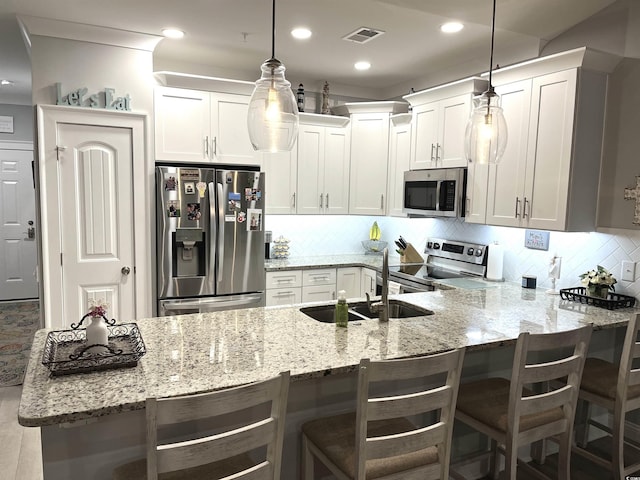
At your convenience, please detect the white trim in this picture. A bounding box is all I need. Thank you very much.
[19,15,163,52]
[0,141,33,151]
[37,105,152,329]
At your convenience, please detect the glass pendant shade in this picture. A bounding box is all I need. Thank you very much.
[464,89,508,165]
[247,58,299,153]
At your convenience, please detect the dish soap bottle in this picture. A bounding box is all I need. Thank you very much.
[335,290,349,328]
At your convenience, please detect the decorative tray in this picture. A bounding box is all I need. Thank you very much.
[559,287,636,310]
[42,323,146,376]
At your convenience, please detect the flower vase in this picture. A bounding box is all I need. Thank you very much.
[586,284,609,299]
[86,316,109,347]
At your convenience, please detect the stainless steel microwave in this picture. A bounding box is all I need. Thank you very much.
[403,168,467,217]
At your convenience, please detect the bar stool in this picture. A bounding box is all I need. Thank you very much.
[112,371,290,480]
[573,313,640,479]
[301,348,465,480]
[453,326,592,479]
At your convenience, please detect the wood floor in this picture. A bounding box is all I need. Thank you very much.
[0,386,43,480]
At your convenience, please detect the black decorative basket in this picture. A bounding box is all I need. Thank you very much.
[559,287,636,310]
[42,323,146,376]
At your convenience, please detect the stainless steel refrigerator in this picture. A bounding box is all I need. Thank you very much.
[156,165,266,316]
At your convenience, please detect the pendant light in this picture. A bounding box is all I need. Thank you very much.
[464,0,508,165]
[247,0,299,153]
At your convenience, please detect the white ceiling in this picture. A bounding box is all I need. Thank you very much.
[0,0,620,104]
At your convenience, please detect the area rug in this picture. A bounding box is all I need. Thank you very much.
[0,300,40,387]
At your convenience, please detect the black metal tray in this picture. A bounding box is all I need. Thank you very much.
[42,323,146,376]
[559,287,636,310]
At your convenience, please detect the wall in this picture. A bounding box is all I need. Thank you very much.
[0,104,33,142]
[265,215,640,300]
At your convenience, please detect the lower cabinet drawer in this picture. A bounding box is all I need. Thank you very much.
[302,285,337,303]
[302,268,337,286]
[265,287,302,307]
[266,270,302,289]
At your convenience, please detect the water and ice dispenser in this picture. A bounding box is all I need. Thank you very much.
[173,228,205,277]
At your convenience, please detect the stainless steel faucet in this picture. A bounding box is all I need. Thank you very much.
[365,247,389,322]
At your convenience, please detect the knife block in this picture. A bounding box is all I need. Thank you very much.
[400,243,424,275]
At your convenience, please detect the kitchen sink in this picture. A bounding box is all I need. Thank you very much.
[300,300,433,323]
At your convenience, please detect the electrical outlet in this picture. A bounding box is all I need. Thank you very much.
[621,261,636,282]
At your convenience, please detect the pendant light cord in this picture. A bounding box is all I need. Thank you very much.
[488,0,496,89]
[271,0,276,59]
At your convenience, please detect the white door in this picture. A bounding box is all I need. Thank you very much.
[296,124,324,214]
[410,102,438,169]
[439,94,472,168]
[323,127,350,215]
[211,93,260,165]
[57,124,136,325]
[0,143,38,300]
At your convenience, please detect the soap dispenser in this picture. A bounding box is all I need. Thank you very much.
[335,290,349,328]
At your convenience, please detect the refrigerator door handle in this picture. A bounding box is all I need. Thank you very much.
[208,182,217,289]
[216,182,225,281]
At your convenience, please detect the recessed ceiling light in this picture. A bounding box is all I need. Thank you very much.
[291,27,312,39]
[441,22,464,33]
[0,80,14,86]
[354,61,371,71]
[162,28,185,39]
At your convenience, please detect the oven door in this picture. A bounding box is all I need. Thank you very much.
[376,272,435,294]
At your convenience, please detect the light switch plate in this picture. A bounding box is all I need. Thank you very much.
[621,261,636,282]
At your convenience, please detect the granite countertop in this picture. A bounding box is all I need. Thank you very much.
[264,253,386,271]
[19,283,639,427]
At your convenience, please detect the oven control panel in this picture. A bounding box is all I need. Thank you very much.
[424,238,487,265]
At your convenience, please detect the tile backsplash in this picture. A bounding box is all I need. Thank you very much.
[265,215,640,299]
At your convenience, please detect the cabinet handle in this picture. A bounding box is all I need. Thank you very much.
[292,192,296,208]
[326,194,329,209]
[430,144,435,162]
[319,194,323,209]
[274,291,295,297]
[332,291,336,300]
[381,194,384,210]
[523,197,529,218]
[212,136,217,156]
[204,136,209,158]
[466,197,470,214]
[515,197,520,218]
[436,143,442,163]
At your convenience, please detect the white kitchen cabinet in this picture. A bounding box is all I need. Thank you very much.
[263,146,297,214]
[404,78,487,170]
[336,267,362,299]
[296,114,350,215]
[348,112,391,215]
[154,86,260,165]
[480,48,609,231]
[387,114,412,217]
[302,268,337,303]
[265,270,302,307]
[361,268,377,298]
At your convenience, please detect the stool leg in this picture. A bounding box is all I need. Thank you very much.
[575,398,591,448]
[531,439,546,465]
[488,439,500,479]
[557,430,571,480]
[505,441,518,480]
[612,408,625,480]
[302,435,314,480]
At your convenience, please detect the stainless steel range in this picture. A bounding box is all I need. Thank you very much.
[385,238,489,292]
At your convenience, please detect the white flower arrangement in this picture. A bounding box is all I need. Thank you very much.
[579,265,616,291]
[88,298,109,318]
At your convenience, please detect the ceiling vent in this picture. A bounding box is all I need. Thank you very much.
[342,27,385,44]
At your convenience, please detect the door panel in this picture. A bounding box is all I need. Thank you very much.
[439,95,470,168]
[58,124,135,326]
[0,147,37,300]
[323,127,350,214]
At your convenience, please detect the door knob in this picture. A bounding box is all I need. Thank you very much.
[121,266,131,275]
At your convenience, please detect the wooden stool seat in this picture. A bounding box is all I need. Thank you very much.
[302,349,465,480]
[457,377,565,434]
[452,326,592,480]
[573,314,640,479]
[302,412,439,479]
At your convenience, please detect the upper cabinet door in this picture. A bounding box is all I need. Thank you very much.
[387,116,411,217]
[484,80,532,227]
[263,145,297,215]
[323,127,351,215]
[438,94,471,168]
[410,102,438,170]
[296,124,324,214]
[154,87,210,162]
[349,113,390,215]
[210,93,261,166]
[524,69,577,231]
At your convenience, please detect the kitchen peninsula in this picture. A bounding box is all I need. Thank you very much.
[20,280,639,480]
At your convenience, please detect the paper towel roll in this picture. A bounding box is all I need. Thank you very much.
[486,243,504,281]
